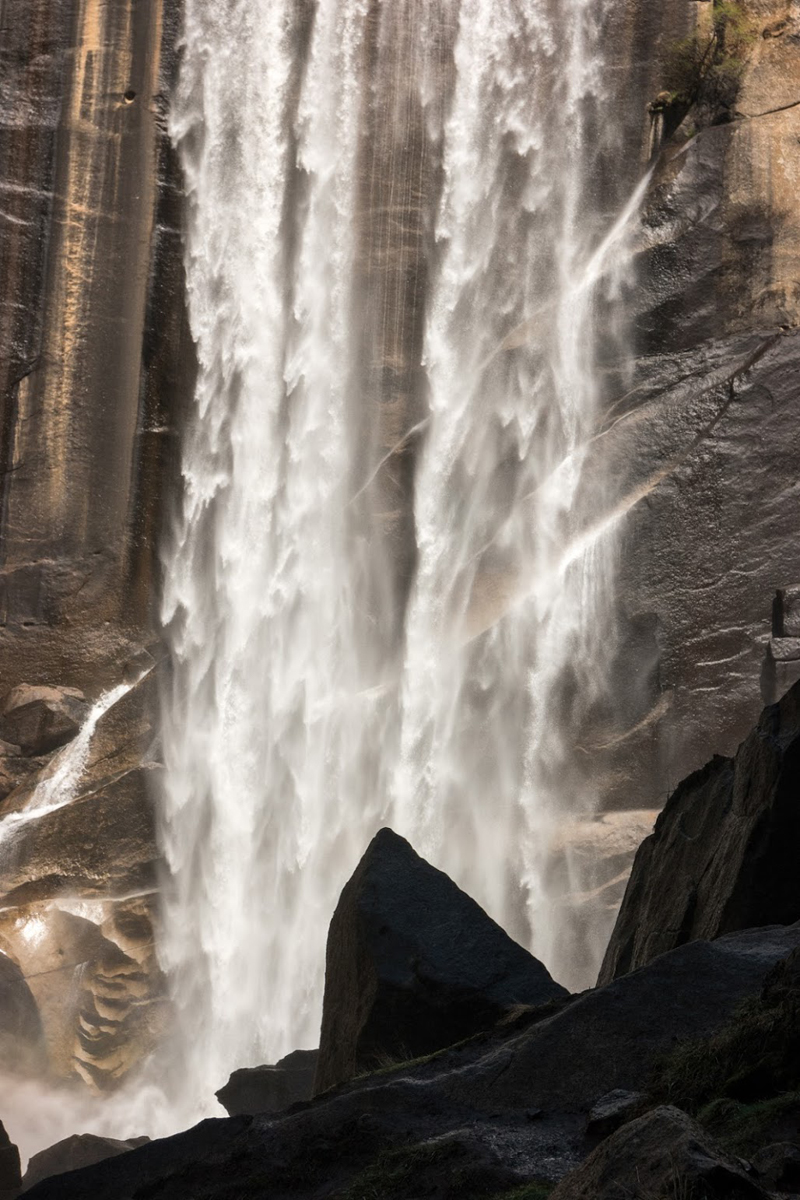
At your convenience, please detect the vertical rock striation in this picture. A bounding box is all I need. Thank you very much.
[0,0,192,687]
[0,0,188,1095]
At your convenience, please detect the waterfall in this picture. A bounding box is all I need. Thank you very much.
[162,0,640,1119]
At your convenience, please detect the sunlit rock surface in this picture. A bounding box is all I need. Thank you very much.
[0,669,166,1091]
[604,0,800,805]
[0,0,192,687]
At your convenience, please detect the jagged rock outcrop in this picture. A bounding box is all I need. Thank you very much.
[22,922,800,1200]
[21,1134,149,1193]
[0,1122,21,1200]
[315,828,568,1093]
[550,1106,769,1200]
[216,1050,318,1117]
[600,679,800,983]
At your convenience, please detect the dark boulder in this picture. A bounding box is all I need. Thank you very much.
[0,1122,21,1200]
[586,1090,643,1138]
[550,1106,769,1199]
[0,687,89,758]
[216,1049,318,1116]
[315,828,568,1093]
[750,1143,800,1192]
[21,1134,149,1193]
[600,680,800,983]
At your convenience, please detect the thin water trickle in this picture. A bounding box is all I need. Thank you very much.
[160,0,644,1127]
[0,685,132,845]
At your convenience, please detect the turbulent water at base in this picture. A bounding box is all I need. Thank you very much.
[161,0,641,1121]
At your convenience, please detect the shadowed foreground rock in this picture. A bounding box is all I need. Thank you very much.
[550,1106,769,1200]
[0,1122,21,1200]
[315,827,568,1092]
[21,1134,149,1193]
[600,680,800,983]
[216,1050,318,1116]
[24,922,800,1200]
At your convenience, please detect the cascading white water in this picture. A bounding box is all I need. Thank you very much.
[161,0,641,1120]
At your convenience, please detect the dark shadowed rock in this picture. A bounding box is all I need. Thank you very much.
[217,1050,318,1116]
[550,1106,769,1200]
[750,1143,800,1192]
[441,923,800,1114]
[0,1121,21,1200]
[586,1090,643,1138]
[0,687,89,758]
[600,681,800,983]
[21,1134,149,1193]
[315,828,568,1092]
[22,923,800,1200]
[0,952,45,1074]
[763,944,800,1006]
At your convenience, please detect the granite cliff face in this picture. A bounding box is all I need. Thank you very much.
[0,0,189,1091]
[600,0,800,810]
[0,0,798,1098]
[0,0,193,684]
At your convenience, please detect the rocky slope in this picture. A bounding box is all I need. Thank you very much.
[10,673,800,1198]
[20,903,800,1198]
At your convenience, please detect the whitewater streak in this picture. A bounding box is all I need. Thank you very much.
[162,0,640,1118]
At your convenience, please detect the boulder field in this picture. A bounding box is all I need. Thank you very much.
[18,919,800,1199]
[19,779,800,1198]
[4,676,800,1197]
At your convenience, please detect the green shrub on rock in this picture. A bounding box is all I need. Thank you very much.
[648,949,800,1154]
[655,0,757,131]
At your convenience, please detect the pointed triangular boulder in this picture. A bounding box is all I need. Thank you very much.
[315,828,568,1092]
